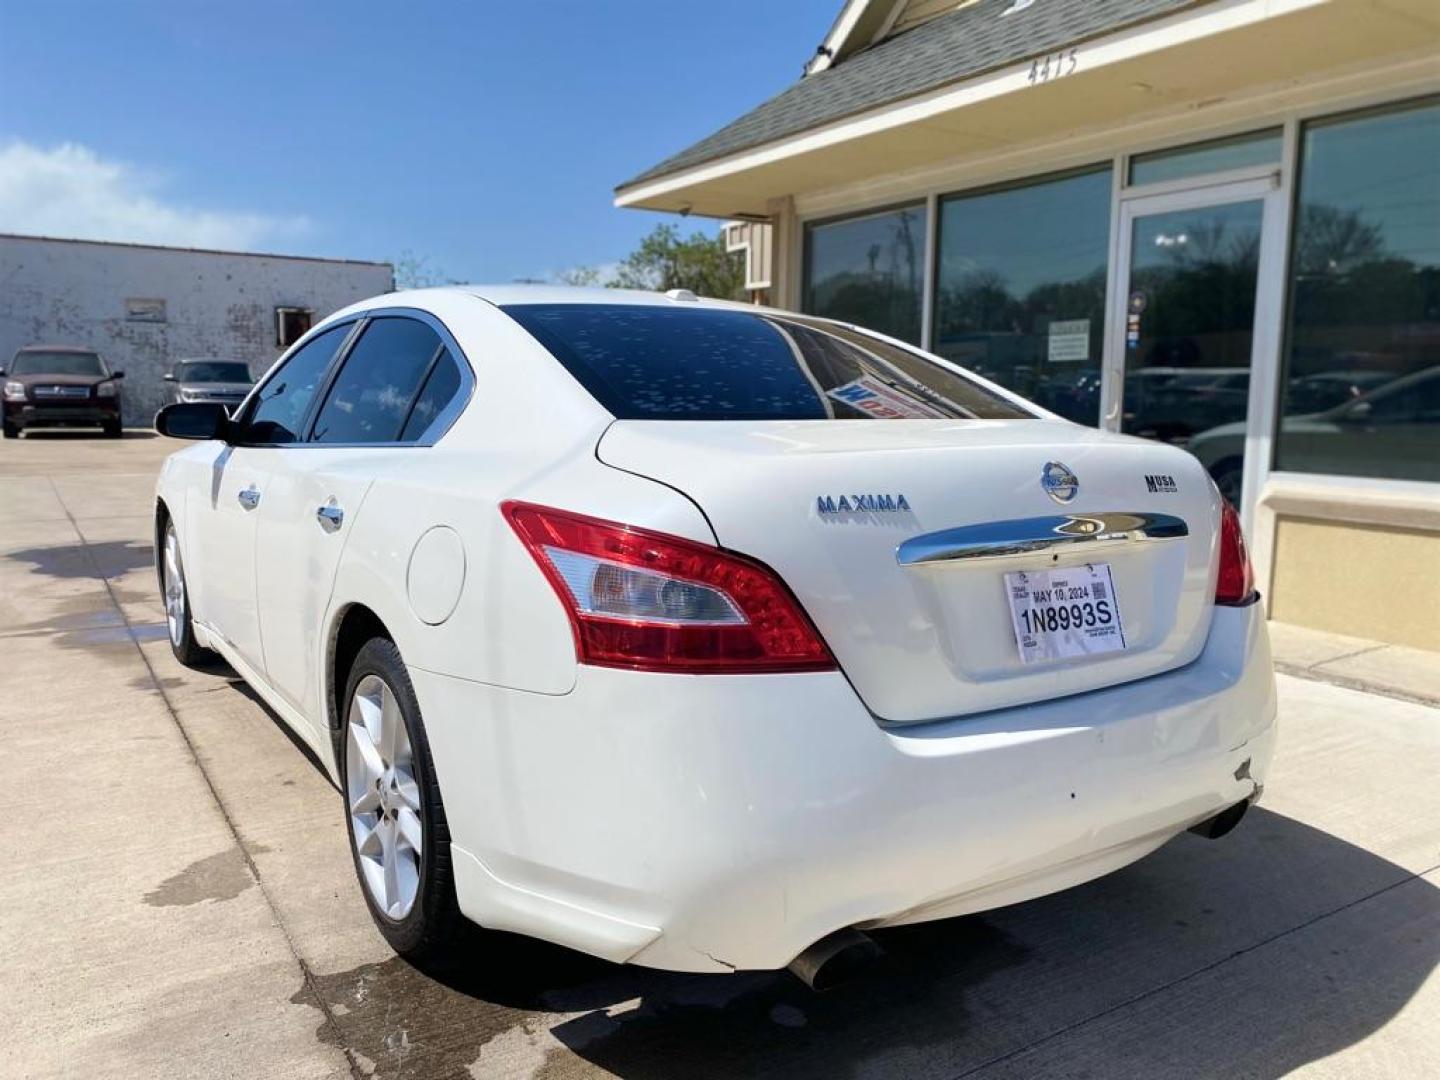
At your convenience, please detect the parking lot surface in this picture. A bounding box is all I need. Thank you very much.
[4,431,1439,1079]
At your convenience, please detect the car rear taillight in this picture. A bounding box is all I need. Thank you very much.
[1215,499,1256,606]
[502,501,837,674]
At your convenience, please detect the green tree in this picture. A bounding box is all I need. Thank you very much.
[607,224,745,300]
[393,250,459,289]
[554,265,604,287]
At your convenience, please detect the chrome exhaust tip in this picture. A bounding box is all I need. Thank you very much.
[787,928,883,991]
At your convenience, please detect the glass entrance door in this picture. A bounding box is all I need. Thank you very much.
[1105,178,1285,519]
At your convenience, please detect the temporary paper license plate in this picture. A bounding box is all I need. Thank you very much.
[1004,563,1126,665]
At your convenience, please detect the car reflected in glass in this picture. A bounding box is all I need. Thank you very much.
[1189,364,1440,495]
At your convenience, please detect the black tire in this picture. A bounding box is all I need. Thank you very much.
[2,420,17,439]
[340,637,466,962]
[160,518,216,667]
[103,418,123,438]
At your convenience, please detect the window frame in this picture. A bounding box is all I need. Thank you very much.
[928,161,1116,427]
[1271,92,1440,485]
[274,306,315,348]
[233,306,475,449]
[801,199,930,347]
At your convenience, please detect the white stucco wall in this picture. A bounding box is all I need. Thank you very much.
[0,235,394,421]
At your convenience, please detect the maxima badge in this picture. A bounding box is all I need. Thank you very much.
[1041,461,1079,504]
[816,493,911,514]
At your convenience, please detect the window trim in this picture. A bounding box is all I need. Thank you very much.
[234,306,475,449]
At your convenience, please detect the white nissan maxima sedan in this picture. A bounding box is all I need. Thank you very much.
[153,286,1275,984]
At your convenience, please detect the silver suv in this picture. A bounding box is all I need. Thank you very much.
[164,360,254,409]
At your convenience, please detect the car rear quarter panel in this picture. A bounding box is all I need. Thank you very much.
[333,446,718,700]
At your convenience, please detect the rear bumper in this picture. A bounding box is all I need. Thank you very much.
[410,603,1276,973]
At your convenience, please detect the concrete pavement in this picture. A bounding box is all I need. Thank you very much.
[1269,620,1440,709]
[3,430,1438,1079]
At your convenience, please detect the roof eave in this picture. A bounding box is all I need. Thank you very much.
[614,0,1437,219]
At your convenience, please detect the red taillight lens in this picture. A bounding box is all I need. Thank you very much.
[1215,498,1256,606]
[502,501,837,674]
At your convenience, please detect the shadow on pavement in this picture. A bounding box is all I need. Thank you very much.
[276,794,1440,1079]
[6,539,153,579]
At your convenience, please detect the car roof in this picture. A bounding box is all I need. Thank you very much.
[346,283,765,313]
[17,344,99,354]
[465,284,756,309]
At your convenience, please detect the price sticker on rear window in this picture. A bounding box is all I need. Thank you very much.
[1004,563,1126,665]
[826,375,948,419]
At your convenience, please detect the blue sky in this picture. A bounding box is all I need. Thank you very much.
[0,1,835,281]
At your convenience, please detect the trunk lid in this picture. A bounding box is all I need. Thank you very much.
[598,418,1222,723]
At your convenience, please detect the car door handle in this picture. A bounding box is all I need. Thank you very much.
[315,504,344,532]
[237,485,261,511]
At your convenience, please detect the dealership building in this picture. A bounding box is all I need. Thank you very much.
[617,0,1440,650]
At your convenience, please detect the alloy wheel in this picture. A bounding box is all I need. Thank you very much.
[163,523,186,648]
[346,674,424,919]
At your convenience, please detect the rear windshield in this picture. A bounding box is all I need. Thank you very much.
[177,361,251,383]
[10,351,106,377]
[503,304,1034,421]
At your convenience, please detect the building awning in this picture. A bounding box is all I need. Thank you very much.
[615,0,1440,219]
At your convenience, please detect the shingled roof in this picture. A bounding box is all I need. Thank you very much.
[618,0,1208,192]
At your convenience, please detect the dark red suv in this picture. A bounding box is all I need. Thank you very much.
[2,345,125,438]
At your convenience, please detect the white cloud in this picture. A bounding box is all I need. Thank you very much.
[0,141,308,250]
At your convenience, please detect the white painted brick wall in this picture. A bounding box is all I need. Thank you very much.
[0,235,394,422]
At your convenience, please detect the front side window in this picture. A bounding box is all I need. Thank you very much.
[242,324,351,444]
[504,304,1033,421]
[11,351,106,377]
[310,317,442,444]
[932,167,1112,425]
[1277,97,1440,482]
[803,204,927,345]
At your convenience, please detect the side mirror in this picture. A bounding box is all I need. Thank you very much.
[163,373,176,382]
[1342,400,1373,423]
[0,368,6,377]
[112,370,126,379]
[155,402,232,441]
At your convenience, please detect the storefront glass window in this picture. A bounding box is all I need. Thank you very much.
[1129,129,1282,187]
[1120,199,1264,504]
[932,167,1112,424]
[803,204,926,345]
[1276,98,1440,483]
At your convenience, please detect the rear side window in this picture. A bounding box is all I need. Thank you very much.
[399,348,464,441]
[310,318,442,444]
[243,324,351,444]
[503,304,1033,421]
